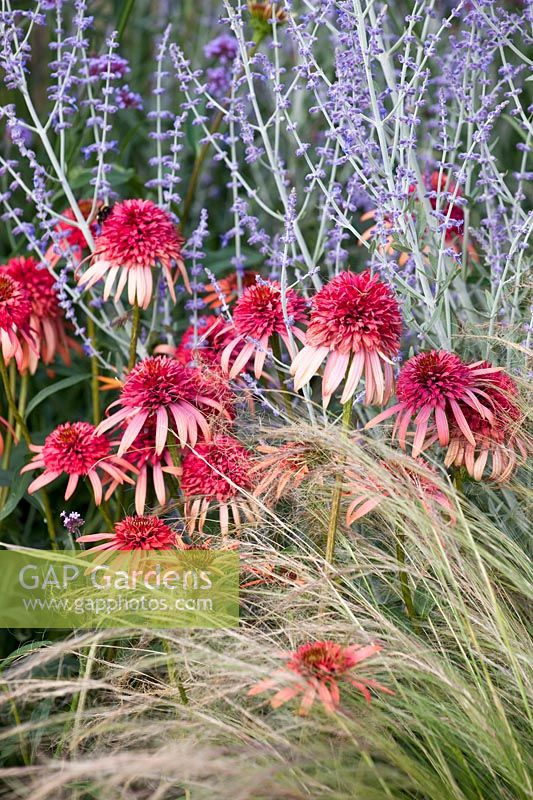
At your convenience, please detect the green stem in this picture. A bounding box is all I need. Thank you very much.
[87,315,100,425]
[0,678,31,766]
[162,638,189,705]
[396,529,417,626]
[99,501,115,531]
[324,399,352,563]
[0,358,57,549]
[453,467,464,494]
[271,335,291,414]
[0,364,16,507]
[128,300,141,373]
[15,371,29,441]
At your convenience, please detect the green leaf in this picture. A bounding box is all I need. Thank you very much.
[25,374,90,419]
[0,472,33,521]
[117,0,137,40]
[0,640,54,671]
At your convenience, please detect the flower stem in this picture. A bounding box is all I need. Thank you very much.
[396,528,418,629]
[325,399,352,563]
[0,363,17,507]
[162,637,189,705]
[271,335,292,414]
[15,371,29,441]
[0,357,57,549]
[128,300,141,372]
[87,315,100,426]
[453,467,464,494]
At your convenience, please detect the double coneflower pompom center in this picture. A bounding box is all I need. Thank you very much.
[41,421,110,474]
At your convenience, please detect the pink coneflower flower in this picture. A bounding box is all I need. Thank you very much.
[78,199,189,309]
[110,420,180,515]
[21,421,136,505]
[0,274,37,370]
[203,271,257,309]
[248,640,393,715]
[77,514,180,554]
[251,441,321,501]
[181,435,257,535]
[0,257,70,373]
[96,356,227,457]
[360,171,477,264]
[444,365,528,482]
[44,200,94,268]
[291,270,402,408]
[155,315,226,367]
[345,457,454,524]
[219,280,307,379]
[366,351,500,457]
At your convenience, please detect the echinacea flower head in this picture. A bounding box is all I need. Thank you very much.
[291,270,402,407]
[0,256,70,372]
[21,421,136,505]
[219,280,307,379]
[366,351,501,457]
[78,199,189,309]
[345,457,454,525]
[0,273,37,369]
[44,199,94,267]
[112,420,178,515]
[77,514,179,554]
[248,1,288,25]
[203,270,257,309]
[248,640,393,715]
[251,441,322,501]
[97,356,227,457]
[181,435,256,535]
[156,316,226,367]
[444,365,528,482]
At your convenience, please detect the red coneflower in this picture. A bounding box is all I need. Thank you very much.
[0,257,70,373]
[444,365,528,482]
[181,435,257,535]
[345,457,454,524]
[360,171,477,264]
[78,199,189,309]
[44,200,94,268]
[251,441,320,501]
[291,270,402,407]
[21,421,136,505]
[366,350,500,457]
[77,514,179,554]
[0,274,37,370]
[219,280,307,379]
[155,315,226,367]
[248,640,393,715]
[96,356,227,457]
[112,420,180,515]
[203,270,257,309]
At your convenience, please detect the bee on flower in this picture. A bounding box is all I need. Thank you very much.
[78,199,189,309]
